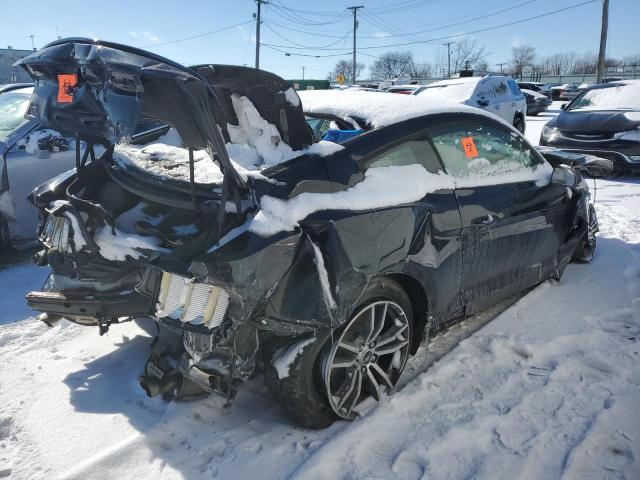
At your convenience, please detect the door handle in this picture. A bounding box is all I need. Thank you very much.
[472,214,494,225]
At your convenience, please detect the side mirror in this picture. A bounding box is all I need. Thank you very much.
[477,98,489,107]
[560,103,567,110]
[551,166,577,187]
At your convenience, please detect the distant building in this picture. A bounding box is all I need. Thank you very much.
[0,47,34,84]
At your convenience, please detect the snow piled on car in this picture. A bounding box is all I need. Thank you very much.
[298,88,499,128]
[248,162,552,237]
[113,95,343,184]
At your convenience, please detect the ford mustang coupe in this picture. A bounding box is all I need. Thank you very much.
[21,39,609,428]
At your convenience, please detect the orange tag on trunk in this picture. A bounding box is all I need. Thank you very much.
[461,136,478,159]
[57,74,77,103]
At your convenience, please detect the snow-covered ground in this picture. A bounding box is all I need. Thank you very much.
[1,104,639,480]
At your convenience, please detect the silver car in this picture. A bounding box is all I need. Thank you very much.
[0,84,77,249]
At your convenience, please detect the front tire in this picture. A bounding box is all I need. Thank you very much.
[264,278,413,428]
[573,204,598,263]
[514,115,525,133]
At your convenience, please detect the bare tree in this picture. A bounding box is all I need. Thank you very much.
[332,60,364,82]
[622,53,640,72]
[511,44,536,77]
[407,60,432,78]
[370,51,414,79]
[450,38,488,73]
[571,52,599,74]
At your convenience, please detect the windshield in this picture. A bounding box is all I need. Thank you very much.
[417,82,476,102]
[567,83,640,111]
[0,87,32,140]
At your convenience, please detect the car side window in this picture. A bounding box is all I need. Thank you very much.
[430,123,542,178]
[494,81,508,97]
[507,79,521,96]
[366,135,443,173]
[475,80,495,98]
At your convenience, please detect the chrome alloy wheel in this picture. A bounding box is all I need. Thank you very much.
[323,300,411,420]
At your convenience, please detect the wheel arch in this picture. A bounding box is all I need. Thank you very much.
[383,273,430,355]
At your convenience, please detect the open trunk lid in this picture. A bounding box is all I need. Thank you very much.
[16,38,312,190]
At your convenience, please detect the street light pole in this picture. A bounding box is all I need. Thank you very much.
[347,5,364,85]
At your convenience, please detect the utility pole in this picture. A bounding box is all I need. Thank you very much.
[496,62,506,73]
[29,34,36,51]
[255,0,267,69]
[443,41,453,77]
[347,6,364,85]
[596,0,609,83]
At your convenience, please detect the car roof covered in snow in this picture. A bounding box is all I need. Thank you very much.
[298,89,499,129]
[429,76,484,86]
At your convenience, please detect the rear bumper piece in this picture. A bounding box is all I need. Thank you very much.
[26,289,152,319]
[179,357,238,399]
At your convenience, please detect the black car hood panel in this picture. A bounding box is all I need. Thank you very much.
[551,110,640,134]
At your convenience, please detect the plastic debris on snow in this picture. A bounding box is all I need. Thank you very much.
[114,96,343,183]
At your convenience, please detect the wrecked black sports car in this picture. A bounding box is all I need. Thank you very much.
[22,39,611,429]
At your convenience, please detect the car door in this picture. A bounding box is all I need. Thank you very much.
[493,78,515,123]
[507,79,526,117]
[429,119,568,314]
[3,126,77,244]
[472,78,496,114]
[323,128,465,323]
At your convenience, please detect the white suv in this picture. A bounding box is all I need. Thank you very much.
[414,75,527,132]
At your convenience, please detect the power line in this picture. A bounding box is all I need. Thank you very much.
[262,22,352,49]
[363,0,537,39]
[365,0,443,16]
[261,43,351,58]
[140,20,254,48]
[268,0,347,26]
[356,0,598,51]
[263,0,598,52]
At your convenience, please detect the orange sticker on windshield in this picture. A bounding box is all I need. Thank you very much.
[57,74,77,103]
[461,136,478,159]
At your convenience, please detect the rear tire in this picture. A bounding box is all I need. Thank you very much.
[514,115,525,133]
[264,278,413,428]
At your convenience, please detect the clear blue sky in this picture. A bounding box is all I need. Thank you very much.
[1,0,638,79]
